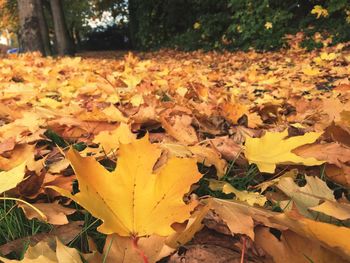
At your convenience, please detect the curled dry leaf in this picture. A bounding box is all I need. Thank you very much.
[325,164,350,188]
[0,144,35,171]
[19,202,75,225]
[293,142,350,168]
[207,197,350,260]
[168,244,245,263]
[255,227,349,263]
[187,145,227,178]
[161,114,198,145]
[210,136,243,162]
[275,175,335,217]
[309,200,350,221]
[271,212,350,259]
[166,202,212,248]
[207,198,285,240]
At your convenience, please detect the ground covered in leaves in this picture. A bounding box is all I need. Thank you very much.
[0,44,350,263]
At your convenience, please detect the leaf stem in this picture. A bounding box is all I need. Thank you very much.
[240,236,246,263]
[132,236,149,263]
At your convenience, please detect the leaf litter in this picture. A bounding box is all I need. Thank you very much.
[0,43,350,262]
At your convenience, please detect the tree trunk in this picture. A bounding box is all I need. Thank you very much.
[17,0,45,54]
[35,0,51,55]
[49,0,75,55]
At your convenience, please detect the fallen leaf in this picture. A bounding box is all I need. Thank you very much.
[223,184,267,207]
[325,164,350,188]
[254,169,298,193]
[244,130,324,173]
[255,227,348,263]
[48,159,70,174]
[310,200,350,220]
[166,202,211,248]
[220,102,248,124]
[0,144,34,171]
[209,180,267,206]
[51,135,201,236]
[0,221,83,256]
[271,212,350,259]
[168,244,244,263]
[208,198,285,240]
[55,237,82,263]
[188,145,227,178]
[294,142,350,168]
[103,234,174,263]
[161,114,198,145]
[276,176,335,217]
[0,162,26,194]
[0,238,82,263]
[93,123,136,153]
[19,203,75,225]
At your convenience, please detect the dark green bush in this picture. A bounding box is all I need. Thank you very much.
[128,0,350,51]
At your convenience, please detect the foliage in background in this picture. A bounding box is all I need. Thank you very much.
[1,0,350,51]
[129,0,350,51]
[0,0,18,32]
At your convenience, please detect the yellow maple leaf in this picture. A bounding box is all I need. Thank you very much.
[209,180,266,206]
[223,184,267,207]
[311,5,329,19]
[121,74,142,90]
[320,52,337,61]
[302,66,320,76]
[51,135,201,237]
[244,130,324,173]
[193,22,201,30]
[264,22,273,30]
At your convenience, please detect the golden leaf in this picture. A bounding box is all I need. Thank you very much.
[244,130,324,173]
[209,180,266,206]
[51,135,201,237]
[223,183,267,207]
[0,162,26,194]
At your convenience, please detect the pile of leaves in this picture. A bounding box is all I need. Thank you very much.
[0,42,350,263]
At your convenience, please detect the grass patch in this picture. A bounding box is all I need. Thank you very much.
[0,199,52,259]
